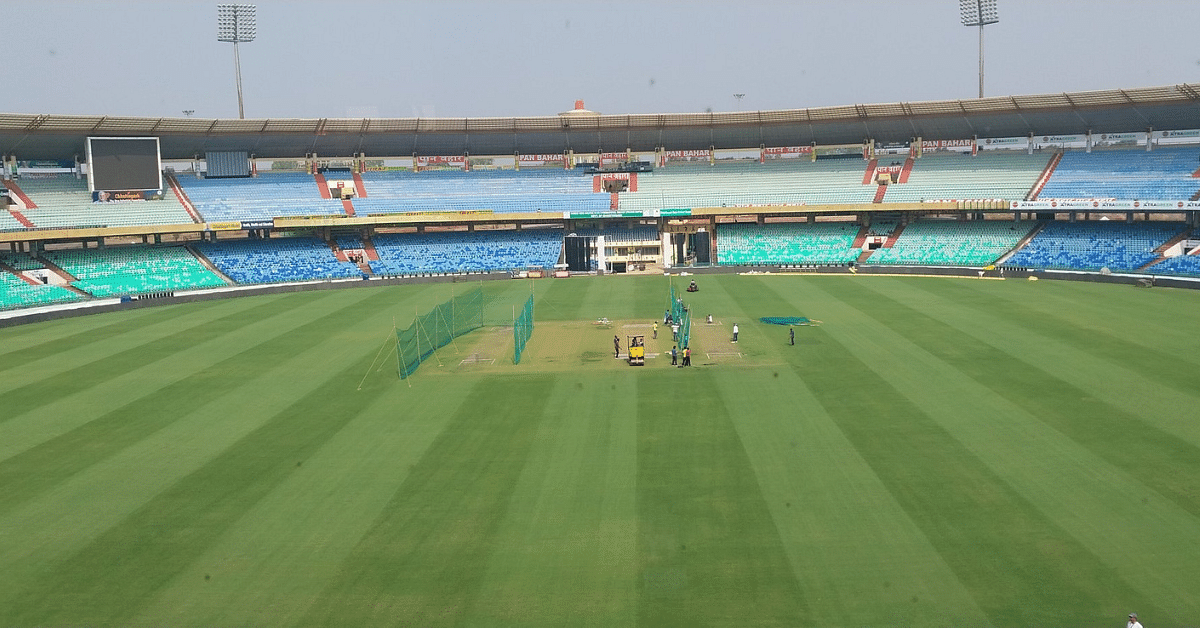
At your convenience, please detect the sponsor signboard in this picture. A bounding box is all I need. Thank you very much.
[979,136,1029,149]
[415,155,467,168]
[659,149,713,166]
[92,190,162,202]
[207,221,242,231]
[241,220,274,229]
[1012,199,1199,210]
[1158,129,1200,139]
[1093,132,1144,146]
[518,154,566,166]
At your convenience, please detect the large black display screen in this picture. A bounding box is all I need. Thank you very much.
[86,137,162,192]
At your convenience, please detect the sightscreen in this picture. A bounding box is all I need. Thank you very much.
[86,137,162,192]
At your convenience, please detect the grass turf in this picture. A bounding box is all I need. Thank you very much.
[1,274,1199,627]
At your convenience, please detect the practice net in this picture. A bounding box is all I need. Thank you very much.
[396,287,484,378]
[513,292,534,364]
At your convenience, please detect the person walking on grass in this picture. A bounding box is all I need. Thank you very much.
[732,323,739,343]
[1127,613,1143,628]
[789,326,795,346]
[614,335,620,358]
[670,345,677,366]
[653,321,658,339]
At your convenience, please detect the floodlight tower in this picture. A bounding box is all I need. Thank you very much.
[960,0,999,98]
[217,4,257,119]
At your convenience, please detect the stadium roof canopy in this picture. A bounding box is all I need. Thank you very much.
[4,84,1200,161]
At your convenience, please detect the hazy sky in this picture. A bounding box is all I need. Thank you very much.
[7,0,1200,119]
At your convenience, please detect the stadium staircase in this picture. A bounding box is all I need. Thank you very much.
[341,199,356,216]
[1,178,37,209]
[1028,152,1063,200]
[851,226,869,249]
[352,172,368,197]
[872,185,888,203]
[187,246,235,284]
[164,172,204,223]
[29,256,91,297]
[314,172,333,199]
[1135,227,1195,271]
[898,157,914,183]
[862,159,878,184]
[856,249,874,264]
[1190,189,1200,202]
[7,207,35,228]
[994,222,1046,265]
[361,235,380,261]
[882,224,905,248]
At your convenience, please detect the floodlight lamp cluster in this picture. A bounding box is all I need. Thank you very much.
[959,0,999,26]
[217,4,257,43]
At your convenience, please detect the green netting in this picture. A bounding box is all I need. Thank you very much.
[760,316,812,326]
[513,292,534,364]
[395,287,484,379]
[667,280,693,349]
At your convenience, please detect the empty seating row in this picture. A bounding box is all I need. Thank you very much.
[0,273,80,310]
[1146,254,1200,277]
[622,159,877,212]
[1004,221,1186,272]
[353,194,610,215]
[196,237,361,284]
[866,220,1036,266]
[0,210,24,231]
[13,174,195,228]
[43,245,227,297]
[883,152,1051,203]
[567,225,659,243]
[177,172,346,222]
[716,222,861,265]
[370,229,563,275]
[1039,146,1200,200]
[0,251,43,271]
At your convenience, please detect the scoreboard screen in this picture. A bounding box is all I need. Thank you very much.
[86,137,162,192]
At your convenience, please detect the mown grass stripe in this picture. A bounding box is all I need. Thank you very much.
[0,299,229,365]
[807,277,1190,624]
[934,277,1200,391]
[853,277,1200,521]
[0,286,412,519]
[460,373,639,627]
[722,276,991,627]
[126,354,476,627]
[0,289,384,464]
[0,296,275,393]
[0,292,318,423]
[636,367,805,627]
[297,375,555,628]
[0,311,406,628]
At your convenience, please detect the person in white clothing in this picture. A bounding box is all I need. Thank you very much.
[732,323,739,343]
[1127,613,1143,628]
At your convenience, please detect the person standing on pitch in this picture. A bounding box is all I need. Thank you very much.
[789,326,795,346]
[614,335,620,358]
[732,323,739,343]
[672,321,680,342]
[670,345,678,366]
[1127,613,1143,628]
[653,321,658,339]
[682,346,691,367]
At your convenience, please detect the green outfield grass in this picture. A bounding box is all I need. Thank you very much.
[1,274,1199,628]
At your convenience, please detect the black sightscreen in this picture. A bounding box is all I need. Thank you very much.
[87,137,162,191]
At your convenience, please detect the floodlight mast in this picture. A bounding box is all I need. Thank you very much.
[217,4,257,119]
[960,0,999,98]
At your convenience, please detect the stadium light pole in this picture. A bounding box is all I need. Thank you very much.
[217,4,257,119]
[960,0,998,98]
